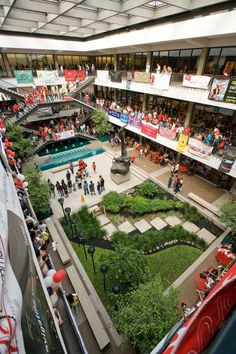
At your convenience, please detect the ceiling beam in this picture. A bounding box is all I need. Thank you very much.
[160,0,191,10]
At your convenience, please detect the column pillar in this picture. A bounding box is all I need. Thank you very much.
[196,48,209,75]
[184,102,195,127]
[145,51,153,73]
[142,94,148,111]
[114,54,118,71]
[2,53,12,77]
[53,54,59,71]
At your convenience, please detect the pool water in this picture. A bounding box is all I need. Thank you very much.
[38,137,90,156]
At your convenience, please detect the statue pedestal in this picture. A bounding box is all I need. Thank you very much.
[110,171,131,184]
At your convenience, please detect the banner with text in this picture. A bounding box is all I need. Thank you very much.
[53,129,75,141]
[177,134,189,153]
[159,126,176,139]
[64,69,86,82]
[219,146,236,173]
[208,77,229,102]
[108,108,121,119]
[14,70,34,84]
[141,123,158,139]
[37,70,59,85]
[129,115,142,128]
[120,112,129,124]
[110,70,122,83]
[151,73,171,90]
[183,74,211,90]
[96,70,109,83]
[224,78,236,104]
[188,138,213,158]
[134,72,150,83]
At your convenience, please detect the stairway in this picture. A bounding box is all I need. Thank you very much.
[0,83,25,101]
[69,76,95,97]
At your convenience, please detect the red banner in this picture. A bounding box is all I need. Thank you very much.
[64,69,86,81]
[141,123,158,138]
[159,126,176,139]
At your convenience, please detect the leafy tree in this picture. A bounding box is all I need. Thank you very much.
[6,123,33,158]
[220,202,236,235]
[114,276,179,354]
[23,162,51,217]
[100,245,150,288]
[90,109,113,135]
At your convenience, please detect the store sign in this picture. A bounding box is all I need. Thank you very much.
[183,74,211,89]
[224,79,236,104]
[141,123,158,138]
[188,138,213,158]
[64,69,86,82]
[129,115,142,128]
[14,70,34,84]
[108,108,121,119]
[96,70,109,83]
[110,70,122,83]
[159,126,176,139]
[134,72,150,83]
[177,134,189,153]
[37,70,59,85]
[53,129,75,141]
[219,146,236,173]
[208,77,229,102]
[120,112,129,124]
[151,73,171,90]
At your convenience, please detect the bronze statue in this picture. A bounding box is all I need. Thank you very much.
[110,126,130,175]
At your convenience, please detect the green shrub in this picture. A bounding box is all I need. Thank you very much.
[183,203,201,223]
[102,191,126,213]
[112,231,129,246]
[130,197,184,215]
[136,181,158,198]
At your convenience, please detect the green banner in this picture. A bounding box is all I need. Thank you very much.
[14,70,34,84]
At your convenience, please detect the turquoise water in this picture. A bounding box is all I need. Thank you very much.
[39,147,105,171]
[38,137,90,156]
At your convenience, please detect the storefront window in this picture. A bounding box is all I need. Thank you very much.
[205,47,221,74]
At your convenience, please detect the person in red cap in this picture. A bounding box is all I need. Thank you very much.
[92,161,96,173]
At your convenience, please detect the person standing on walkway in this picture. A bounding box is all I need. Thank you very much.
[92,161,96,173]
[50,182,56,197]
[99,175,105,192]
[61,179,69,197]
[130,155,136,164]
[97,181,101,195]
[56,181,64,197]
[83,180,89,195]
[138,148,143,160]
[68,179,73,193]
[89,181,96,195]
[179,177,183,191]
[66,170,71,182]
[69,161,74,174]
[168,174,173,189]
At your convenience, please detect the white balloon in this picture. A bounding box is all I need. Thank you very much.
[47,269,56,277]
[44,276,53,288]
[23,181,28,188]
[16,174,25,181]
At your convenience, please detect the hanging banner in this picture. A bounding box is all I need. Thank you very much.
[219,146,236,173]
[188,138,213,158]
[96,70,109,83]
[159,126,176,139]
[150,73,171,90]
[110,70,122,83]
[120,112,129,124]
[37,70,59,85]
[108,108,121,119]
[129,115,142,128]
[177,134,189,153]
[183,74,211,89]
[53,129,75,141]
[134,72,150,83]
[141,123,158,138]
[14,70,34,84]
[208,77,229,102]
[63,69,86,82]
[224,79,236,104]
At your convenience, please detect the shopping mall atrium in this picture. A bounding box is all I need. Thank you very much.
[0,1,236,354]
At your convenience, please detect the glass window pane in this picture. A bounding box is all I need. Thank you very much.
[180,49,191,57]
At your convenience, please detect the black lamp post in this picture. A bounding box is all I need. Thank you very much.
[58,197,66,219]
[71,219,77,234]
[65,207,73,235]
[100,264,108,291]
[80,232,87,259]
[112,284,121,310]
[88,246,96,275]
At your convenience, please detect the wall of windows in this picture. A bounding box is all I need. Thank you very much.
[95,55,114,70]
[117,52,147,70]
[205,47,236,75]
[6,53,54,72]
[57,55,91,68]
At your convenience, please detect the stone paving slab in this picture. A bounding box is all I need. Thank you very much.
[118,221,136,234]
[134,219,152,233]
[103,223,117,240]
[182,221,200,233]
[165,216,182,227]
[150,217,167,231]
[96,214,110,226]
[197,228,216,245]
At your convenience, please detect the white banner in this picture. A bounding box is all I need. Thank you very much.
[151,73,171,90]
[37,70,59,85]
[188,138,213,159]
[183,74,211,89]
[96,70,109,83]
[53,129,75,141]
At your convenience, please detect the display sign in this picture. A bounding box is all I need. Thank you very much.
[219,146,236,173]
[53,129,75,141]
[110,70,122,83]
[96,70,109,83]
[134,72,150,83]
[108,108,121,119]
[14,70,34,84]
[183,74,211,89]
[37,70,59,85]
[159,126,176,139]
[120,112,129,124]
[141,123,158,138]
[208,77,229,102]
[64,69,86,82]
[151,73,171,90]
[177,134,189,153]
[224,78,236,104]
[188,138,213,158]
[129,115,142,128]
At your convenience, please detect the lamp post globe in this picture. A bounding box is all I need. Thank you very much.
[112,284,121,295]
[100,264,108,291]
[88,246,96,274]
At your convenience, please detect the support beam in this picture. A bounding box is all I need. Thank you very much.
[196,48,209,75]
[184,102,195,128]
